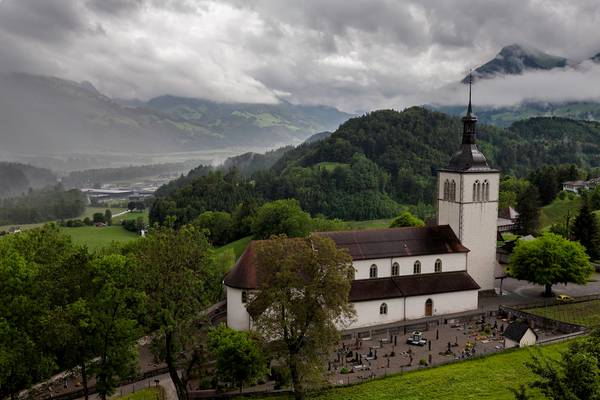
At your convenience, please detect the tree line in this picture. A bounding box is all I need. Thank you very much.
[0,185,86,226]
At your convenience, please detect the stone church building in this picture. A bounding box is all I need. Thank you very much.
[224,91,500,330]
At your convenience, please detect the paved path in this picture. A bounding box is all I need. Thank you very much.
[75,373,177,400]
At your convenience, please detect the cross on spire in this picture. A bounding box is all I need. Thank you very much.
[467,70,473,116]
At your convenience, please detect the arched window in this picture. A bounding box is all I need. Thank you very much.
[425,298,433,316]
[435,259,442,272]
[483,180,489,201]
[369,264,378,279]
[391,262,399,276]
[473,180,482,202]
[380,303,388,315]
[413,260,421,274]
[450,180,456,201]
[443,180,449,200]
[241,291,248,304]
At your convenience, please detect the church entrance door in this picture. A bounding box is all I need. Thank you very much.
[425,299,433,316]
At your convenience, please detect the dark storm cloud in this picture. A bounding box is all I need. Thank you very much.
[0,0,599,111]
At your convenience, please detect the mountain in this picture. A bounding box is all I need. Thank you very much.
[221,146,293,176]
[0,73,225,156]
[143,95,351,146]
[303,131,332,144]
[591,52,600,63]
[153,107,600,222]
[462,44,568,83]
[0,73,351,161]
[0,162,57,198]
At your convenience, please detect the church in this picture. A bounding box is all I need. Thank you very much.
[224,88,500,330]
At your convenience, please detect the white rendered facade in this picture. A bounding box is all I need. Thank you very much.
[437,170,500,291]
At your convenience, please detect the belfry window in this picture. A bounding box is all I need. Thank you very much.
[435,259,442,272]
[380,303,388,315]
[443,180,449,200]
[483,180,489,201]
[241,291,248,304]
[392,262,399,276]
[369,264,378,278]
[473,180,482,202]
[413,260,421,274]
[450,180,456,201]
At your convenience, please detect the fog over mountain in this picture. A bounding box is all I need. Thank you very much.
[0,1,599,168]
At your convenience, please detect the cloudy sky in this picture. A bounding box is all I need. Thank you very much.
[1,0,600,112]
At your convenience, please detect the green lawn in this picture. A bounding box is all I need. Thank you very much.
[116,387,163,400]
[539,196,580,230]
[523,300,600,327]
[62,225,139,250]
[255,341,570,400]
[215,236,252,269]
[346,219,393,229]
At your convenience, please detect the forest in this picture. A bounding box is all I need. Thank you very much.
[150,107,600,224]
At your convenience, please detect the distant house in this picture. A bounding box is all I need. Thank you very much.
[503,321,537,348]
[563,177,600,193]
[497,207,519,233]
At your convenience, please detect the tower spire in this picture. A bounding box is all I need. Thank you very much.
[467,70,473,116]
[461,70,477,145]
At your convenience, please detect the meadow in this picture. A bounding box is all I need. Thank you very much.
[254,340,571,400]
[524,300,600,328]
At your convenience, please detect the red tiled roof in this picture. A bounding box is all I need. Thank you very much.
[316,225,469,260]
[349,271,480,302]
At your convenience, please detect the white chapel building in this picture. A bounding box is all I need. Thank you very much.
[224,92,500,330]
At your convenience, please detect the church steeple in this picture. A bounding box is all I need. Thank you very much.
[442,74,492,172]
[461,72,477,145]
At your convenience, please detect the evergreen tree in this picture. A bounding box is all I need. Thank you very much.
[571,198,600,260]
[516,185,541,235]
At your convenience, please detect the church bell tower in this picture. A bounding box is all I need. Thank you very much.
[437,76,499,292]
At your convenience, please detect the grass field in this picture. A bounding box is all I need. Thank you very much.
[116,387,164,400]
[346,219,393,229]
[62,225,139,250]
[539,196,580,230]
[523,300,600,327]
[255,341,571,400]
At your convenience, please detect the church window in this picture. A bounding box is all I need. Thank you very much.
[392,262,399,276]
[483,180,489,201]
[413,260,421,274]
[473,180,482,202]
[369,264,378,278]
[450,180,456,201]
[435,259,442,272]
[443,180,449,200]
[380,303,388,315]
[241,291,248,304]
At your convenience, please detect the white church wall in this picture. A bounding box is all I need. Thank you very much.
[391,253,467,275]
[226,286,251,330]
[352,253,467,280]
[344,298,406,329]
[353,258,391,279]
[405,290,478,320]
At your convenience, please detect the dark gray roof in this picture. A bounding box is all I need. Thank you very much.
[349,271,480,302]
[442,144,495,172]
[317,225,469,261]
[503,321,536,341]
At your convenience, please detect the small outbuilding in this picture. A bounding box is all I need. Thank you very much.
[503,321,537,348]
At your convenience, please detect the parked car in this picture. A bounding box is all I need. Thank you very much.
[556,294,574,303]
[406,331,427,346]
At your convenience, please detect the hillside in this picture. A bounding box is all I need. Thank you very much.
[144,96,351,146]
[151,107,600,223]
[0,162,57,198]
[0,73,351,159]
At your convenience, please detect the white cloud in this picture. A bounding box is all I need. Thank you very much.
[0,0,599,111]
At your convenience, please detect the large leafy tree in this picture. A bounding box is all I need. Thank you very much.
[207,324,266,392]
[389,211,425,228]
[509,232,592,297]
[251,199,312,239]
[127,225,224,400]
[247,235,355,400]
